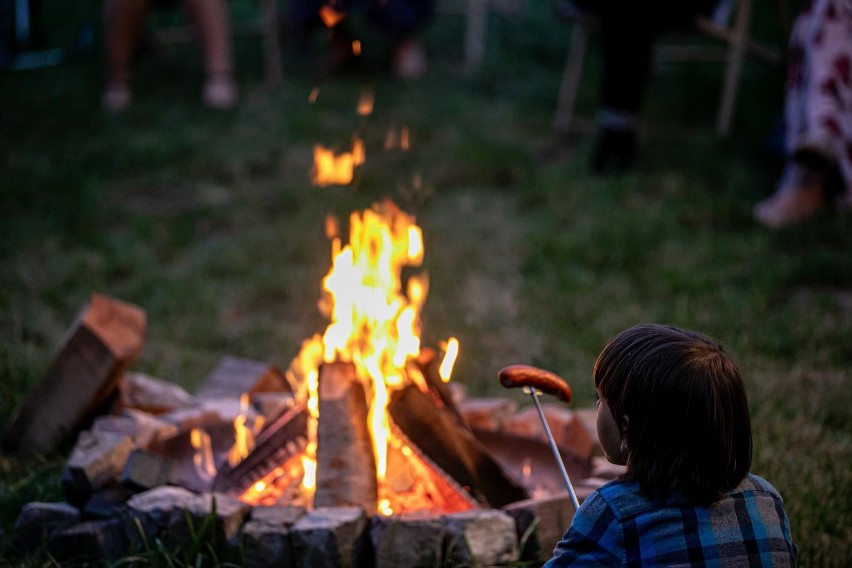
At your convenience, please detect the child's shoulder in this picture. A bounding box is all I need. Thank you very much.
[730,473,785,500]
[590,477,658,519]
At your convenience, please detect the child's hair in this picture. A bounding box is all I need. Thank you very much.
[593,323,752,504]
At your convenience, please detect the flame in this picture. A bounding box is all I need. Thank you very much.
[309,87,319,104]
[190,428,217,480]
[400,126,410,150]
[255,199,468,515]
[357,88,374,116]
[319,5,345,28]
[352,40,362,56]
[439,337,459,382]
[311,145,356,186]
[229,393,257,467]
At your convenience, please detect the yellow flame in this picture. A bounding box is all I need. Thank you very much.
[229,393,256,467]
[439,337,459,382]
[312,145,355,186]
[190,428,217,479]
[308,87,319,104]
[352,40,362,56]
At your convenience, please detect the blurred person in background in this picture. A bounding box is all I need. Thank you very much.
[753,0,851,228]
[101,0,239,111]
[555,0,719,175]
[288,0,432,79]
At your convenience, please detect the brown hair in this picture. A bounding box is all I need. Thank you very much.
[594,324,752,504]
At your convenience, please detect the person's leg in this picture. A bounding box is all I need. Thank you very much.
[102,0,151,110]
[753,0,852,226]
[183,0,238,108]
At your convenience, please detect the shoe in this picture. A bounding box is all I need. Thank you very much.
[752,162,826,228]
[202,76,239,110]
[102,83,131,112]
[591,127,636,175]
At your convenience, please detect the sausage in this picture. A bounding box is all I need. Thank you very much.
[498,364,572,403]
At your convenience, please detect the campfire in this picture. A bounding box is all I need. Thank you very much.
[4,90,621,565]
[223,198,514,516]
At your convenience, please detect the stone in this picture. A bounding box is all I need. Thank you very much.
[458,397,518,431]
[120,449,175,491]
[13,501,81,553]
[241,505,306,568]
[370,513,445,568]
[504,404,598,459]
[124,485,196,546]
[443,508,519,566]
[46,518,129,563]
[82,483,136,519]
[290,507,368,568]
[165,492,251,554]
[503,494,575,562]
[66,430,135,492]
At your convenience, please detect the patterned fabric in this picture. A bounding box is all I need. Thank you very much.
[543,473,796,567]
[785,0,852,198]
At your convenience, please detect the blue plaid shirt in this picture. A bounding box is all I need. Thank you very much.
[543,473,796,566]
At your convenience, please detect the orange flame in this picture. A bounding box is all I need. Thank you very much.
[357,88,374,116]
[319,5,345,28]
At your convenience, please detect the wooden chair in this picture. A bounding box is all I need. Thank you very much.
[149,0,282,87]
[550,0,790,137]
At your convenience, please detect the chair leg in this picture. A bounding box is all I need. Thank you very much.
[717,0,751,135]
[464,0,487,73]
[257,0,282,87]
[552,21,589,135]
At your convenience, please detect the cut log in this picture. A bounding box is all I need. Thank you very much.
[314,362,378,512]
[4,294,146,458]
[388,384,529,508]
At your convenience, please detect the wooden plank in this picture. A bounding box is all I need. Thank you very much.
[4,294,146,458]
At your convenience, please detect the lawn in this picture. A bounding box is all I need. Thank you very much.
[1,1,850,566]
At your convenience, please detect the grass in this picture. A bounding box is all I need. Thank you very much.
[1,1,850,566]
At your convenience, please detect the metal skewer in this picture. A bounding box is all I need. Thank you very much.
[525,386,580,511]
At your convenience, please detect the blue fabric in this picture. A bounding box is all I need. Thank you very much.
[543,473,796,567]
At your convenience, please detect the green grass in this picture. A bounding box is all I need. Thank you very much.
[1,1,850,566]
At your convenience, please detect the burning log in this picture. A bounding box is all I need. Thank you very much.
[213,404,308,495]
[314,362,378,512]
[414,347,467,427]
[388,384,529,508]
[4,294,146,458]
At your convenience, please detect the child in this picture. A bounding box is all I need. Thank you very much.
[544,324,797,566]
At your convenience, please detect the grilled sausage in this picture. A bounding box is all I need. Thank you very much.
[498,364,572,403]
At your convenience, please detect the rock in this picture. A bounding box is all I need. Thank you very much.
[290,507,368,568]
[443,508,519,566]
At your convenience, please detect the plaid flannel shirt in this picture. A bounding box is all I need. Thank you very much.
[543,473,796,567]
